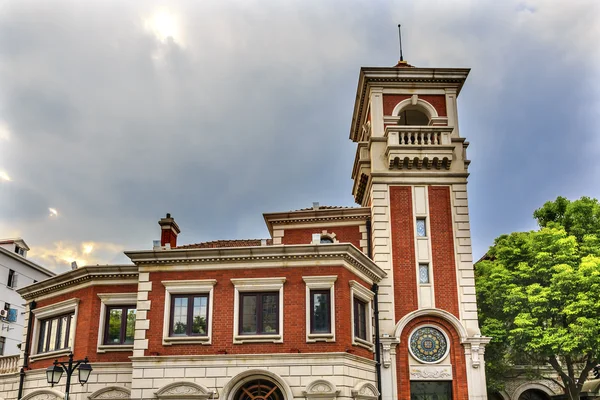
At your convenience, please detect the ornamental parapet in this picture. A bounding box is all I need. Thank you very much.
[385,126,454,170]
[0,355,19,375]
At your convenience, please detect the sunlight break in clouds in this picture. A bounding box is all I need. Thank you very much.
[0,170,11,181]
[144,10,184,45]
[28,241,126,271]
[48,208,58,217]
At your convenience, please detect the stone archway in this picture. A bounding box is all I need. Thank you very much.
[223,370,293,400]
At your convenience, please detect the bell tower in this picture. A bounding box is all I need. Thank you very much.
[349,61,490,400]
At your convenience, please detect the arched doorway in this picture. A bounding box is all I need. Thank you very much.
[518,389,550,400]
[233,379,285,400]
[398,107,429,126]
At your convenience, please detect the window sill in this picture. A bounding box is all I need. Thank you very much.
[353,337,374,351]
[30,348,71,362]
[163,336,211,346]
[234,334,282,344]
[307,333,335,343]
[97,345,134,353]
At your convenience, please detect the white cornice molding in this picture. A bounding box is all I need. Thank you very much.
[127,244,386,283]
[263,207,370,235]
[18,265,139,300]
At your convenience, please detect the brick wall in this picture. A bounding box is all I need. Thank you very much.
[383,94,447,116]
[282,225,362,248]
[389,186,418,319]
[29,284,138,369]
[146,266,373,359]
[396,316,468,400]
[428,186,459,317]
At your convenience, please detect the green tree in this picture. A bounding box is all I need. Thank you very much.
[475,196,600,400]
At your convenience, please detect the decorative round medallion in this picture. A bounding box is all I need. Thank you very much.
[409,326,449,363]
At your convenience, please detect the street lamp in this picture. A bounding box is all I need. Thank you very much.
[45,353,92,400]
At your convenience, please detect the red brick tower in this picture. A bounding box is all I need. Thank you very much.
[349,61,490,400]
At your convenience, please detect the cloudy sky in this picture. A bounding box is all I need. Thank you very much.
[0,0,598,272]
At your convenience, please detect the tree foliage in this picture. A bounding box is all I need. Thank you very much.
[475,197,600,399]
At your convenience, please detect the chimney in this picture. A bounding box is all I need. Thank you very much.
[158,213,181,248]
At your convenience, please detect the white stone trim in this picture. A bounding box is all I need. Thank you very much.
[391,97,439,120]
[393,308,468,343]
[96,293,137,353]
[407,324,451,365]
[303,276,337,342]
[161,280,217,345]
[88,386,131,400]
[30,298,79,361]
[351,381,379,400]
[21,389,65,400]
[311,231,338,245]
[349,281,374,350]
[155,382,214,399]
[223,369,294,400]
[303,380,340,400]
[231,278,285,344]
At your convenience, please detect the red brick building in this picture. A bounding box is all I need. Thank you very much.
[2,61,489,400]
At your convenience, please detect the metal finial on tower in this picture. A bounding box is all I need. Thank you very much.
[398,24,404,62]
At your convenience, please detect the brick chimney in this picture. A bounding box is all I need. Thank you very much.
[158,213,180,248]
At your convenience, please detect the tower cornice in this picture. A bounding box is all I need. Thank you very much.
[349,67,470,142]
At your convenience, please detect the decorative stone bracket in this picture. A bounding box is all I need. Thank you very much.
[380,336,399,369]
[464,336,491,369]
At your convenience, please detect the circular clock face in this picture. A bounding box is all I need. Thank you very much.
[409,326,449,363]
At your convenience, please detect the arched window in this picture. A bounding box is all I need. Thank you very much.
[518,390,550,400]
[320,236,334,244]
[234,379,284,400]
[398,107,429,126]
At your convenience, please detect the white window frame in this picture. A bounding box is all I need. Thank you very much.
[162,280,216,345]
[349,281,374,350]
[30,298,79,361]
[303,276,337,342]
[231,277,285,344]
[96,293,137,353]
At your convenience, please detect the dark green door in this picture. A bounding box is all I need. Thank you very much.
[410,381,452,400]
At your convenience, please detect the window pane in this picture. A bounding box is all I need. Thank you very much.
[416,218,427,237]
[192,296,207,335]
[107,308,123,344]
[172,297,188,335]
[241,295,257,334]
[354,299,367,340]
[59,315,69,349]
[38,321,47,352]
[67,314,74,348]
[125,308,136,344]
[419,264,430,284]
[48,319,57,352]
[312,291,330,333]
[261,294,278,334]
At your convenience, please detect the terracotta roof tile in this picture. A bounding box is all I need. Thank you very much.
[177,239,273,249]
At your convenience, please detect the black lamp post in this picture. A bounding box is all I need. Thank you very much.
[46,353,92,400]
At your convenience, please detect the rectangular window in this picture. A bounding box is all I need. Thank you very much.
[104,306,136,345]
[419,264,430,284]
[7,270,17,288]
[0,336,5,355]
[169,295,208,337]
[239,292,278,335]
[416,218,427,237]
[353,298,367,341]
[310,290,331,334]
[37,313,74,353]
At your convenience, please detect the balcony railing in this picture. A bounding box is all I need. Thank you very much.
[0,355,19,375]
[385,126,454,170]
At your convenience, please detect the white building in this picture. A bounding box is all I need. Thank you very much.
[0,239,55,356]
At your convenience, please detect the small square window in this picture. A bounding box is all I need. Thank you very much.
[416,218,427,237]
[419,264,430,284]
[7,270,17,288]
[104,306,136,345]
[0,336,5,356]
